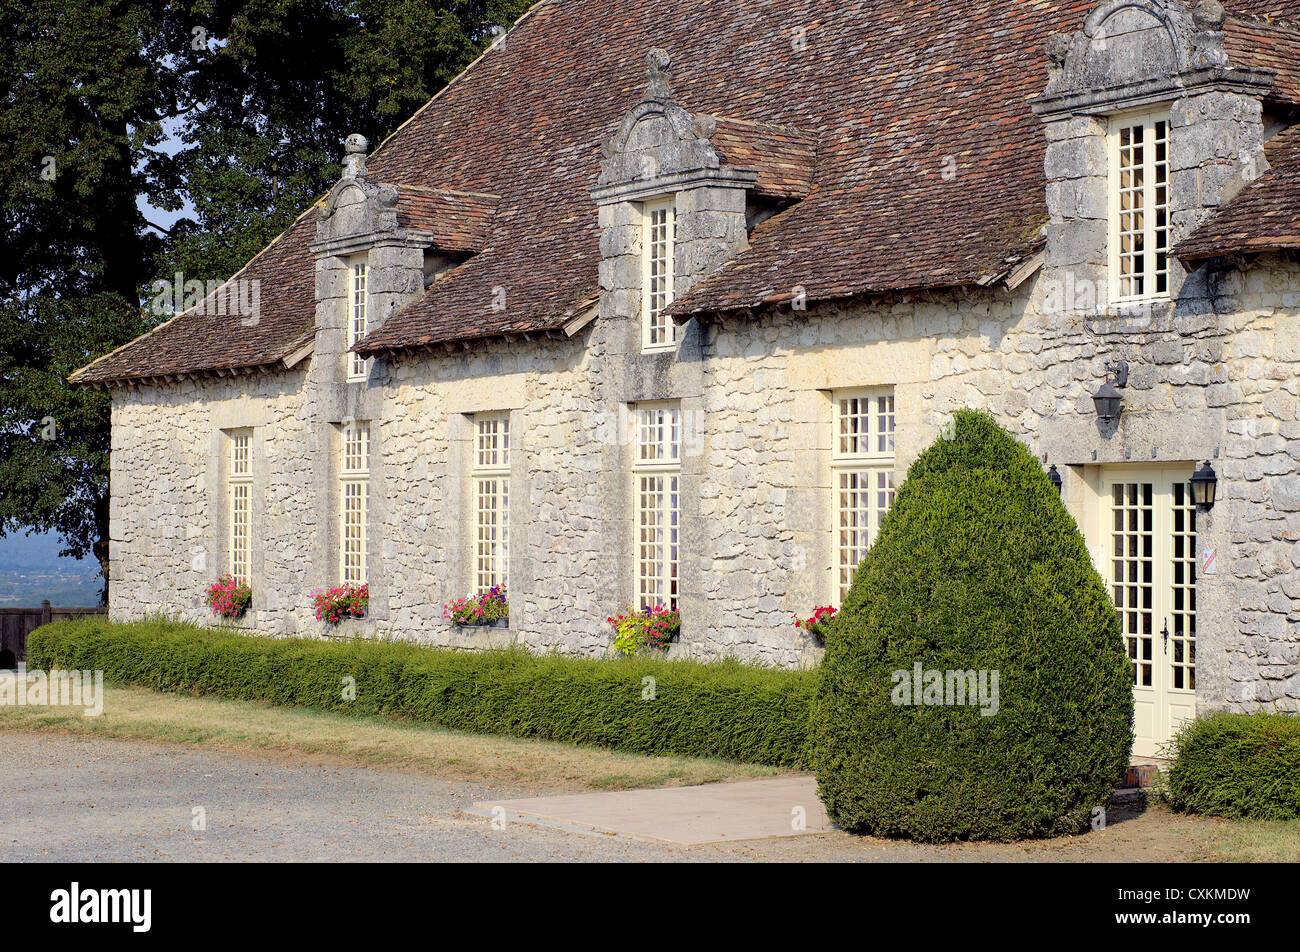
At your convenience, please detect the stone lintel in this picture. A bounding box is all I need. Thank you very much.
[1032,67,1276,120]
[1039,409,1225,468]
[309,231,432,260]
[590,166,758,206]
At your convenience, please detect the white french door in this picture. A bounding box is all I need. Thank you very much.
[1100,466,1198,758]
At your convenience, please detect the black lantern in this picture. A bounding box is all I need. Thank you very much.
[1092,361,1128,423]
[1190,460,1218,511]
[1047,464,1063,495]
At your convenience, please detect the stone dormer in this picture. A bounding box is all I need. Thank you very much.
[1031,0,1275,312]
[591,50,757,355]
[310,134,427,384]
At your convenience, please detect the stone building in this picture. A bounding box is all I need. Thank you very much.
[74,0,1300,755]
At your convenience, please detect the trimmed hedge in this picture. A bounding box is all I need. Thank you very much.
[813,409,1134,842]
[28,616,815,768]
[1164,712,1300,820]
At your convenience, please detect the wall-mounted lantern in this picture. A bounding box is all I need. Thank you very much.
[1047,464,1063,495]
[1092,360,1129,423]
[1190,461,1218,512]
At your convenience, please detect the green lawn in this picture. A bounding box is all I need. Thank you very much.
[0,681,787,792]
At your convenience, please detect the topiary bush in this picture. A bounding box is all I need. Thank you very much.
[813,409,1134,841]
[1163,712,1300,820]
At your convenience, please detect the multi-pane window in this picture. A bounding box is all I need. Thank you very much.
[340,422,369,584]
[348,257,369,380]
[1111,481,1154,688]
[1110,113,1170,303]
[473,414,510,591]
[229,430,252,584]
[832,389,896,603]
[641,197,677,352]
[633,403,680,610]
[1170,480,1197,692]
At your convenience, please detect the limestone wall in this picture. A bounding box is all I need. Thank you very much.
[110,254,1300,708]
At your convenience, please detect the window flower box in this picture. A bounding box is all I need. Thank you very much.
[206,575,251,619]
[443,586,509,628]
[609,604,680,656]
[313,584,369,624]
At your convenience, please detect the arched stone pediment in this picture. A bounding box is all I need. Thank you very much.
[317,176,400,243]
[598,49,723,187]
[1046,0,1228,95]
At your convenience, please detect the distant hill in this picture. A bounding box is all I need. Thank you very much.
[0,531,102,606]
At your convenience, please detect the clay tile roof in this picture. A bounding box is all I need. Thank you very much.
[394,185,500,252]
[704,116,816,199]
[74,0,1300,379]
[1225,14,1300,103]
[70,212,319,385]
[1174,124,1300,262]
[360,0,1106,353]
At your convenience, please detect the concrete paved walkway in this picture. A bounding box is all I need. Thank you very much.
[473,776,831,844]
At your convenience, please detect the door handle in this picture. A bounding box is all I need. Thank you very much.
[1162,619,1169,654]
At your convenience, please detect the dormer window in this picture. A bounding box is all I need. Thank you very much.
[641,196,677,352]
[348,255,369,381]
[1109,111,1170,305]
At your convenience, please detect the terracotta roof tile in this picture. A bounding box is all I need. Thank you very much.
[70,212,319,384]
[394,186,500,252]
[74,0,1300,377]
[1225,15,1300,103]
[705,116,816,199]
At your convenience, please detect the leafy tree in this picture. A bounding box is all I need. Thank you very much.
[0,0,531,599]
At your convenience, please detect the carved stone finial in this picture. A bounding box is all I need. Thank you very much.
[1191,0,1229,68]
[645,48,672,99]
[1045,33,1071,66]
[341,133,369,180]
[1193,0,1226,31]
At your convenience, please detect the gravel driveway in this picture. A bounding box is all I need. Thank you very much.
[0,733,1213,862]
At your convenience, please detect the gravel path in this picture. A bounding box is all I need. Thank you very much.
[0,733,1213,862]
[0,733,691,862]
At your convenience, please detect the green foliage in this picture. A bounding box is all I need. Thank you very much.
[812,409,1134,842]
[1164,712,1300,820]
[29,616,816,768]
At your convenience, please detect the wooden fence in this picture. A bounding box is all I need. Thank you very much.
[0,601,105,663]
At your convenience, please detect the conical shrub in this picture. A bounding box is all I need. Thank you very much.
[813,409,1133,841]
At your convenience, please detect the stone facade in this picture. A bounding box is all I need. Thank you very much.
[106,1,1300,737]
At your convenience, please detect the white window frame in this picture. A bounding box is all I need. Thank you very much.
[640,196,678,353]
[831,388,896,605]
[348,256,370,381]
[229,429,252,585]
[340,421,369,585]
[472,413,510,592]
[1107,109,1170,306]
[633,402,681,610]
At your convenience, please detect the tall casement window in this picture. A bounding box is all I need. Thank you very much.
[641,197,677,352]
[228,430,252,584]
[473,413,510,591]
[340,421,370,584]
[633,402,680,609]
[348,256,369,381]
[832,389,896,603]
[1109,111,1170,304]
